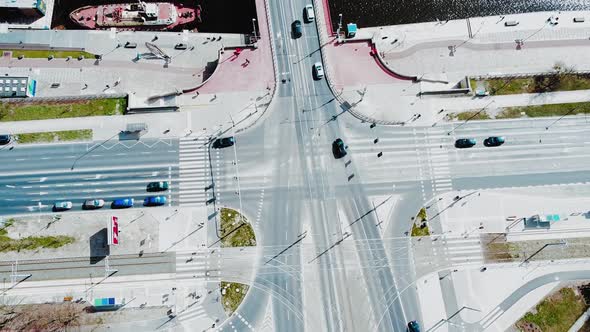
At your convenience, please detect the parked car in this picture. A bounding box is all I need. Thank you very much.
[124,42,137,48]
[304,4,315,22]
[83,199,105,210]
[111,198,134,209]
[292,20,302,38]
[313,62,324,79]
[454,138,476,149]
[174,43,188,50]
[212,137,235,149]
[53,201,73,212]
[0,134,11,145]
[147,181,169,192]
[144,196,167,207]
[407,320,421,332]
[332,138,347,159]
[484,136,505,147]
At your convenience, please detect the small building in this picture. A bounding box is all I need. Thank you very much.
[346,23,357,38]
[0,76,36,98]
[0,0,46,18]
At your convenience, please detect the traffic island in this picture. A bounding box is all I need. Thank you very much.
[219,208,256,247]
[411,207,430,237]
[218,208,256,318]
[220,281,249,316]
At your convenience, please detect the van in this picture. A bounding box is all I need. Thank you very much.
[124,42,137,48]
[304,5,315,22]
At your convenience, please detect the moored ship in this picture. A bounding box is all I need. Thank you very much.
[69,1,201,30]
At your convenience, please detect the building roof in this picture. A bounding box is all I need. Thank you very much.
[0,0,39,9]
[0,76,29,98]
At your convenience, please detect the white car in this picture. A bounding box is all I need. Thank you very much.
[305,5,315,22]
[313,62,324,79]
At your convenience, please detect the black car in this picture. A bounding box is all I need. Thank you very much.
[332,138,347,159]
[212,137,235,149]
[0,134,11,145]
[454,138,476,149]
[174,43,188,50]
[292,20,302,38]
[407,320,421,332]
[483,136,505,147]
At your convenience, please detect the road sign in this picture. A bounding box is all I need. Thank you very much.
[108,216,119,246]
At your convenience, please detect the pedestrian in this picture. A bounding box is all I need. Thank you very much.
[105,84,110,89]
[246,59,250,64]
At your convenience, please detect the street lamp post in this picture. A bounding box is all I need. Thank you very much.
[522,241,567,265]
[252,18,258,41]
[545,107,579,130]
[447,100,495,136]
[229,115,244,224]
[337,13,343,42]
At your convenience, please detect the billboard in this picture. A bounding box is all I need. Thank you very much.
[26,79,36,97]
[108,216,119,246]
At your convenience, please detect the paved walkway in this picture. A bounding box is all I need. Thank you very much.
[0,0,275,144]
[313,4,590,125]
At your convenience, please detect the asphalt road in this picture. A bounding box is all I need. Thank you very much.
[0,138,179,216]
[210,0,414,330]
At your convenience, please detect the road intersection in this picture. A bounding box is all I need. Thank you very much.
[3,1,590,331]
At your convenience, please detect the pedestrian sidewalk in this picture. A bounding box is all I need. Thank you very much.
[315,1,590,125]
[433,186,590,241]
[416,259,590,332]
[0,111,191,141]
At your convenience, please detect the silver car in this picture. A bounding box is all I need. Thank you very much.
[83,199,105,210]
[313,62,324,79]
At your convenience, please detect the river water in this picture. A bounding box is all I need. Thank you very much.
[329,0,590,28]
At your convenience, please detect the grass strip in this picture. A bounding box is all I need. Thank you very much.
[0,218,75,252]
[453,111,491,121]
[472,72,590,96]
[16,129,92,144]
[517,287,587,332]
[0,98,125,121]
[505,102,590,118]
[1,49,95,59]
